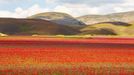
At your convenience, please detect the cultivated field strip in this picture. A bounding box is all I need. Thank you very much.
[0,38,134,74]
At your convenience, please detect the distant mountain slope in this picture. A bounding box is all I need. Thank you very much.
[0,18,80,35]
[77,15,109,25]
[79,22,131,35]
[77,11,134,25]
[28,12,85,26]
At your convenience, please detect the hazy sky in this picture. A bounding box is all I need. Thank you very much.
[0,0,134,18]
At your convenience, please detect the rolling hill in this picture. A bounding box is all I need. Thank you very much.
[28,12,85,26]
[79,22,132,36]
[0,18,80,35]
[0,11,134,36]
[77,11,134,25]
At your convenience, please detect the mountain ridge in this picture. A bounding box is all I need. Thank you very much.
[77,11,134,25]
[28,12,85,26]
[0,18,80,35]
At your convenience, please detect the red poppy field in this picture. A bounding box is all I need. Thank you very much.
[0,37,134,75]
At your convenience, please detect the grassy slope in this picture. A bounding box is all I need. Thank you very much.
[0,18,134,37]
[0,18,80,35]
[79,22,134,36]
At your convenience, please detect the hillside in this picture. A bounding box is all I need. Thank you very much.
[0,18,133,36]
[0,11,134,36]
[79,22,132,36]
[77,11,134,25]
[0,18,80,35]
[28,12,85,26]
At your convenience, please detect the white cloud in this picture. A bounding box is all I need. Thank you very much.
[0,0,29,4]
[1,0,134,18]
[53,4,100,17]
[52,4,115,17]
[45,0,58,4]
[51,0,134,16]
[111,0,134,13]
[0,4,49,18]
[48,0,123,6]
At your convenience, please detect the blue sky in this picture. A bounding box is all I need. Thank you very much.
[0,0,134,18]
[0,0,55,11]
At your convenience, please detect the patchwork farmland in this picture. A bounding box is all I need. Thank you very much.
[0,37,134,75]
